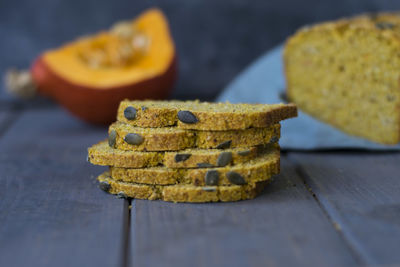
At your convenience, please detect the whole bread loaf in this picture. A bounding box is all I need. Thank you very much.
[284,12,400,144]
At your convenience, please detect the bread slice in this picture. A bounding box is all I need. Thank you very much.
[109,122,280,151]
[109,145,280,186]
[97,171,268,203]
[117,100,297,130]
[284,13,400,144]
[88,140,262,168]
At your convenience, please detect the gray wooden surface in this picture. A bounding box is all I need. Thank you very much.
[0,109,128,267]
[0,106,399,267]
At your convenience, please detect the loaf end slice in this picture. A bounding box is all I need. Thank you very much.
[284,13,400,144]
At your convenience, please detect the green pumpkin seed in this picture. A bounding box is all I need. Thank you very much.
[116,191,127,199]
[124,133,144,145]
[108,130,117,147]
[205,170,219,185]
[174,153,191,162]
[216,140,232,149]
[124,106,137,120]
[226,171,246,185]
[99,181,111,192]
[202,186,216,192]
[216,152,232,167]
[177,110,199,124]
[376,22,394,30]
[237,149,251,156]
[197,162,214,168]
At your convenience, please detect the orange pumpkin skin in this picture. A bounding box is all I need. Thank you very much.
[31,55,176,125]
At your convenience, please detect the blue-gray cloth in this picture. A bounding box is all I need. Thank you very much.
[217,45,400,150]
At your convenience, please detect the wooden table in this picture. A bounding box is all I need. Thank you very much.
[0,105,399,267]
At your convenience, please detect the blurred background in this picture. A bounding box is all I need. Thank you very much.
[2,0,400,102]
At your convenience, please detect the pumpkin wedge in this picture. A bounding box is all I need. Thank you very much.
[31,8,176,124]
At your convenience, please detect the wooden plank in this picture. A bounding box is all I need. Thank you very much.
[0,108,128,267]
[129,155,358,267]
[289,152,400,265]
[0,109,17,136]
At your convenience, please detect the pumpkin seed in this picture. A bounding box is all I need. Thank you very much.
[216,152,232,167]
[205,170,219,186]
[141,106,147,111]
[226,171,246,185]
[124,106,137,120]
[174,153,191,162]
[108,130,117,147]
[279,91,289,102]
[202,186,216,192]
[269,136,279,144]
[197,162,214,168]
[376,22,395,30]
[216,140,232,149]
[99,181,111,192]
[116,191,127,199]
[237,149,251,156]
[124,133,144,145]
[86,155,90,162]
[177,110,198,124]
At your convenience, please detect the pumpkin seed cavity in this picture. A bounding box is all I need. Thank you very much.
[216,152,232,167]
[125,133,144,145]
[226,171,246,185]
[124,106,137,120]
[177,110,199,124]
[216,140,232,149]
[174,153,191,162]
[99,181,111,192]
[108,130,117,147]
[205,170,219,186]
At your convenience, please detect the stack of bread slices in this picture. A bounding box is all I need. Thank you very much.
[87,100,297,203]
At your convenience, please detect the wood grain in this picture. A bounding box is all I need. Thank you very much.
[0,108,128,267]
[129,156,358,267]
[290,152,400,266]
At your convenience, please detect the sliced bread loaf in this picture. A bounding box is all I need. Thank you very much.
[284,12,400,144]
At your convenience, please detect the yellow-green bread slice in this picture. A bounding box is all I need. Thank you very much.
[97,172,268,203]
[117,100,297,130]
[88,140,263,168]
[109,122,280,151]
[109,145,280,186]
